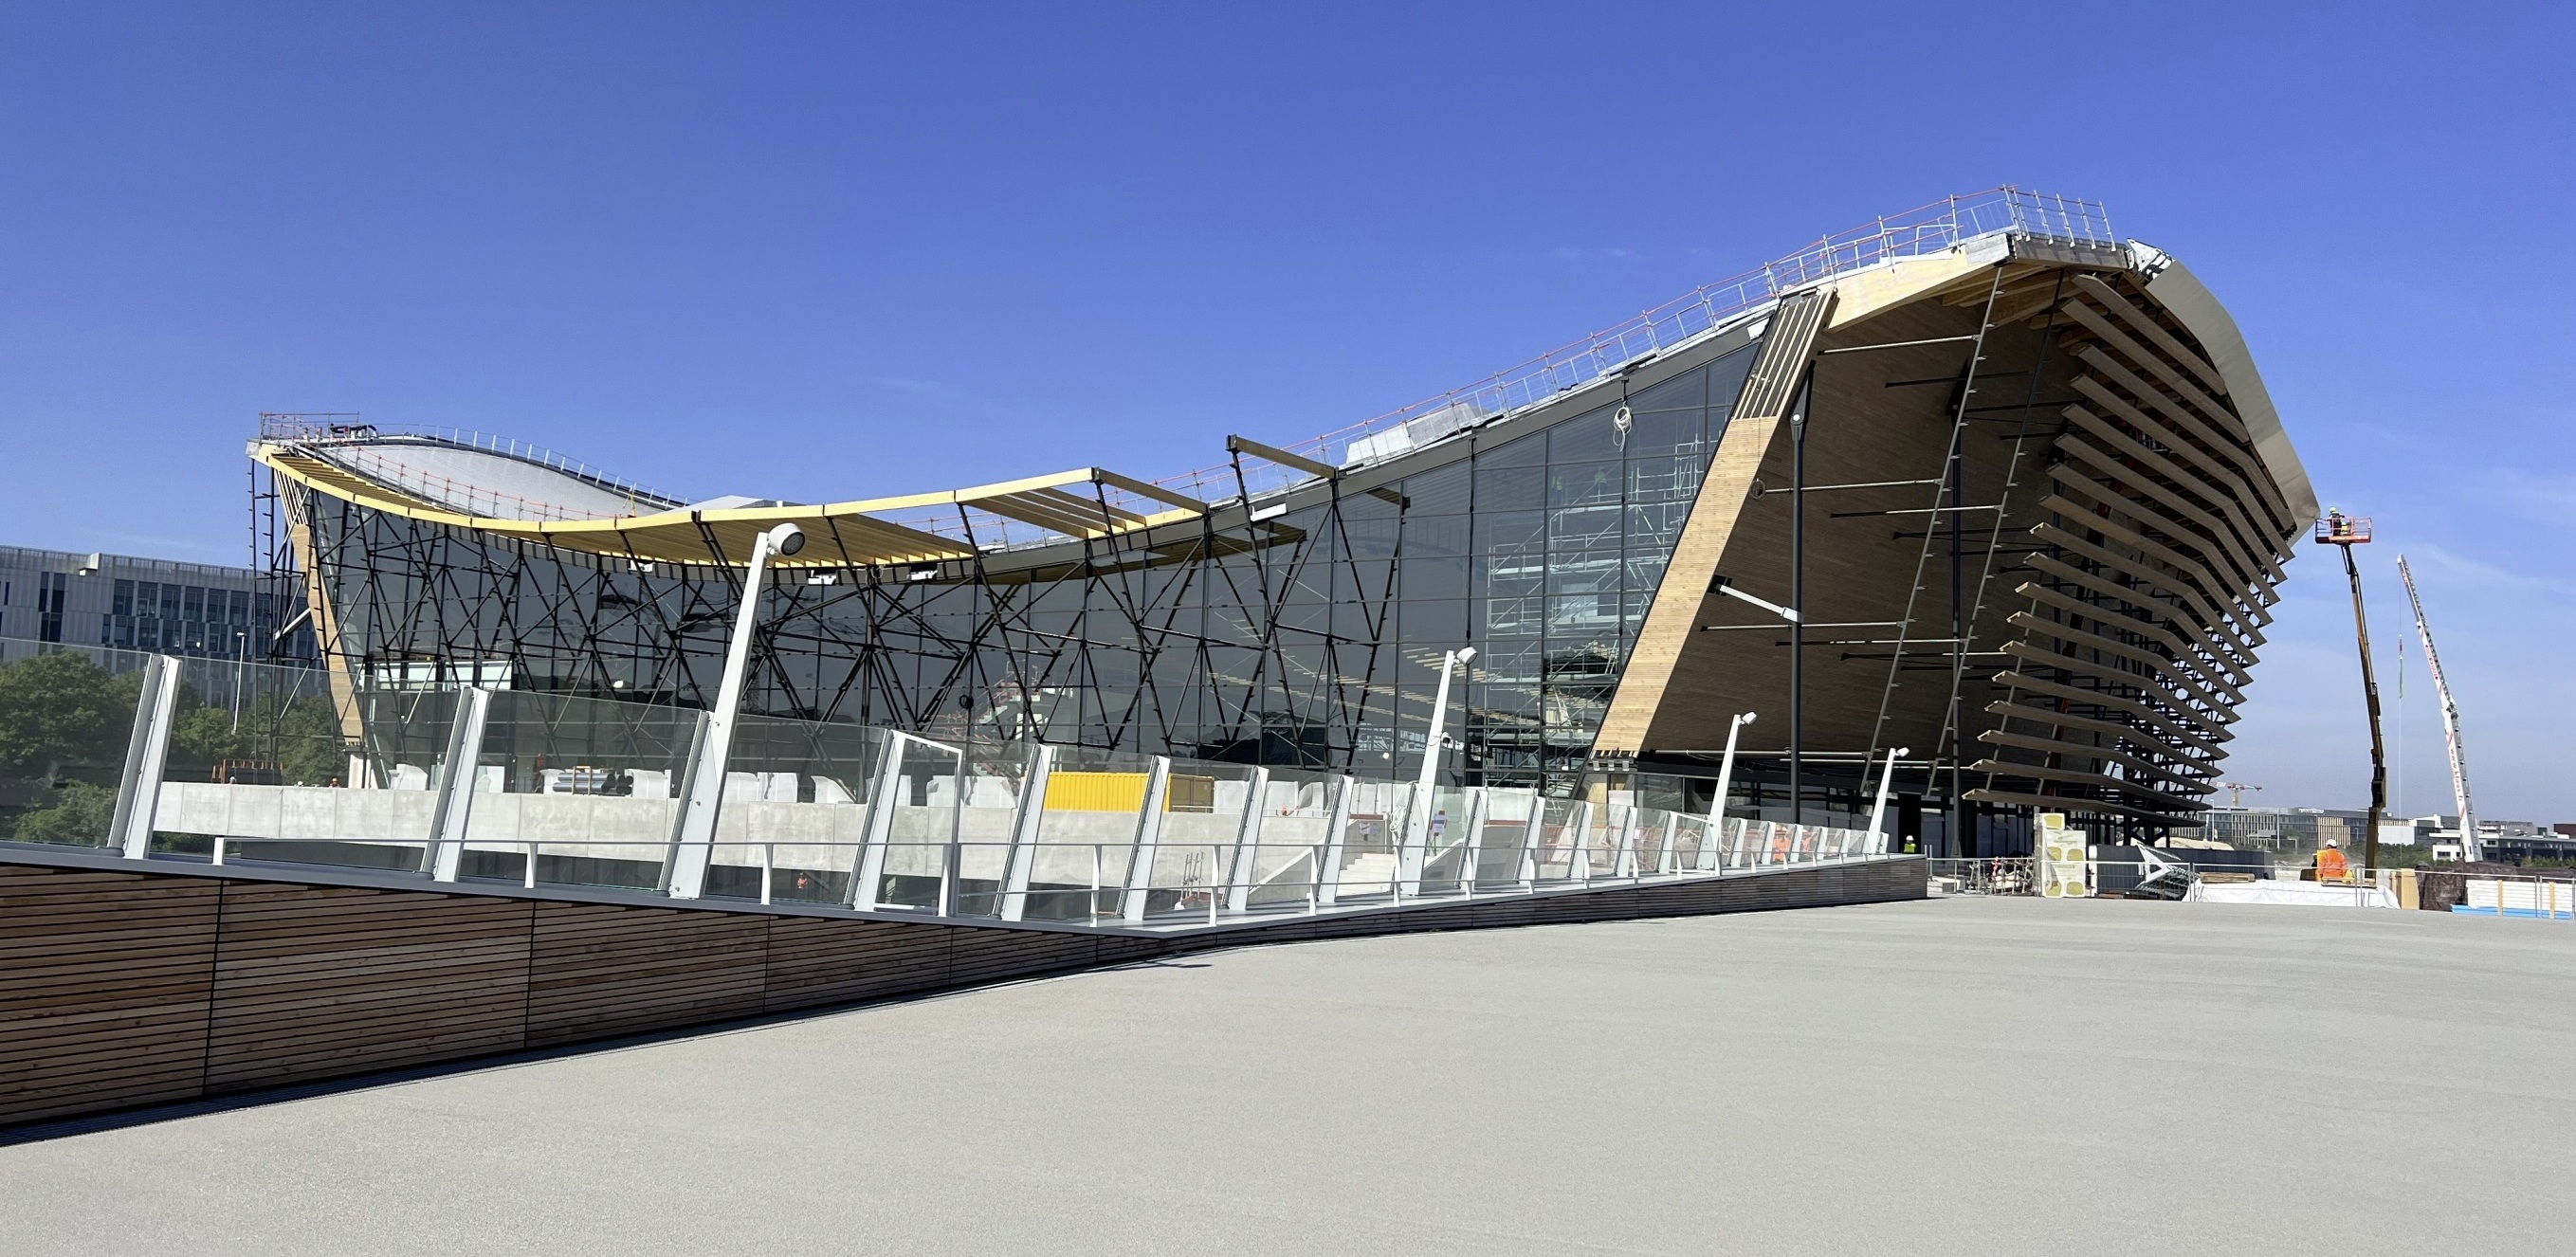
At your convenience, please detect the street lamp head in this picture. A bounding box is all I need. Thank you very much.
[766,523,806,557]
[1735,711,1758,727]
[1453,646,1476,665]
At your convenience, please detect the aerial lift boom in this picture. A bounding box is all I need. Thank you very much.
[2315,511,2385,874]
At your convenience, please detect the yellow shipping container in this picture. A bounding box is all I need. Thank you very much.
[1044,772,1219,812]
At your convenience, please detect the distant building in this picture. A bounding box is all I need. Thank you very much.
[0,545,312,662]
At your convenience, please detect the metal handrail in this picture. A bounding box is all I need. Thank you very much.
[256,189,2115,554]
[1155,186,2116,500]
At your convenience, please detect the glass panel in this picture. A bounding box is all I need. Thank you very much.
[707,715,887,904]
[155,654,411,868]
[0,641,153,848]
[873,736,962,911]
[1142,759,1259,921]
[1027,745,1159,922]
[1243,767,1336,910]
[1416,785,1469,895]
[1532,797,1584,881]
[949,741,1037,919]
[1472,788,1540,890]
[467,690,698,891]
[1331,777,1411,902]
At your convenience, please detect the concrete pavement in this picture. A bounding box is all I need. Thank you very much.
[5,895,2570,1255]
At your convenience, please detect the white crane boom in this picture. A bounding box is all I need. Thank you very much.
[2396,556,2479,863]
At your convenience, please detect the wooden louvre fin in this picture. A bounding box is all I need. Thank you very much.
[2069,274,2229,395]
[1964,788,2205,826]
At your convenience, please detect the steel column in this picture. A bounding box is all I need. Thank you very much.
[423,686,493,882]
[109,656,181,860]
[996,743,1055,922]
[1119,756,1172,924]
[1223,766,1270,914]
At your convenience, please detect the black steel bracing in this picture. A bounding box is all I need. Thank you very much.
[274,467,1494,780]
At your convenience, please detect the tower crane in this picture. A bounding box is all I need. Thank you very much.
[2219,782,2263,809]
[2396,556,2480,863]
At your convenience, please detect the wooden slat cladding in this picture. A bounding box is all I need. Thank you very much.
[0,866,221,1124]
[528,904,767,1046]
[0,854,1924,1128]
[205,884,532,1092]
[1974,274,2305,831]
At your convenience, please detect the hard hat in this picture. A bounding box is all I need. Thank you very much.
[2325,837,2340,847]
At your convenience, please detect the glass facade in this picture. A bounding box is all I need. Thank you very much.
[299,343,1760,795]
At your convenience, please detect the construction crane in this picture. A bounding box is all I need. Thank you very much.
[2314,510,2386,874]
[2219,782,2263,809]
[2397,556,2480,863]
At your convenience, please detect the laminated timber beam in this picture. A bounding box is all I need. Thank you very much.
[1964,787,2203,828]
[1975,727,2217,791]
[2037,487,2271,633]
[1966,756,2211,811]
[2065,337,2293,533]
[1989,669,2232,759]
[2067,274,2231,396]
[2012,579,2248,700]
[2021,556,2259,682]
[2055,406,2285,587]
[2006,611,2242,713]
[2057,299,2256,452]
[2052,432,2276,594]
[2040,470,2276,637]
[1998,642,2234,742]
[1594,287,1836,756]
[2063,378,2294,558]
[2066,356,2296,543]
[1984,699,2219,774]
[2029,520,2267,666]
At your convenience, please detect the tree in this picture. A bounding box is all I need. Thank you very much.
[0,652,137,780]
[9,781,116,845]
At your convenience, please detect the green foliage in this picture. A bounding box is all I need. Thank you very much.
[9,780,118,845]
[172,701,251,769]
[272,695,347,786]
[0,652,137,779]
[163,690,350,786]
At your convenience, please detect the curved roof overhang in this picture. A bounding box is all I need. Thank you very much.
[256,443,1208,569]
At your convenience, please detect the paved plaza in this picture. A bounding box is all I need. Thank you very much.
[6,896,2571,1255]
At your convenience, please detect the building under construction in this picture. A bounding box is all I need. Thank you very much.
[248,190,2315,855]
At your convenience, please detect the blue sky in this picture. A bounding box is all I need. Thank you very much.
[4,3,2569,819]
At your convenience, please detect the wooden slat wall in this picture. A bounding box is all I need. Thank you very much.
[0,856,1923,1128]
[0,868,221,1124]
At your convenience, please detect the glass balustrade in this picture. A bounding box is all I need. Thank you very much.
[5,644,1907,931]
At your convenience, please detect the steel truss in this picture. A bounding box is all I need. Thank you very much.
[268,458,1549,783]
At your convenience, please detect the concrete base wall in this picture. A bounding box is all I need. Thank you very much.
[0,851,1923,1128]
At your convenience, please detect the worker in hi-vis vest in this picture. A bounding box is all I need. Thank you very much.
[2313,837,2350,884]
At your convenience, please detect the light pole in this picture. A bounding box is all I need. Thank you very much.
[667,522,806,900]
[1710,572,1803,822]
[1708,710,1756,835]
[1401,647,1475,893]
[1416,646,1476,797]
[1866,745,1910,853]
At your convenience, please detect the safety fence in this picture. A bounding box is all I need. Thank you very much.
[0,643,1904,934]
[1929,854,2576,918]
